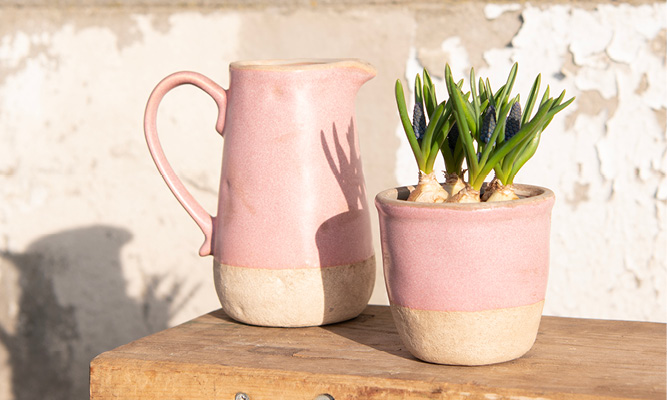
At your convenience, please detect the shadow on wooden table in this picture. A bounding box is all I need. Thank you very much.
[206,305,416,361]
[321,306,417,361]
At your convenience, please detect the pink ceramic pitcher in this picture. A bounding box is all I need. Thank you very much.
[144,59,376,327]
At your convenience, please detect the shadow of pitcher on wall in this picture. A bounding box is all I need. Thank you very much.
[143,59,377,327]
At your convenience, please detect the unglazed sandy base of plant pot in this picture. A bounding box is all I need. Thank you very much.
[213,256,375,327]
[390,301,545,365]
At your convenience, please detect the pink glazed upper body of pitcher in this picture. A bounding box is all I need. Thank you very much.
[144,59,376,327]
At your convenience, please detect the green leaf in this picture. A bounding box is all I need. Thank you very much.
[426,123,448,173]
[419,102,446,168]
[540,85,551,107]
[522,73,541,125]
[540,93,575,132]
[423,69,438,118]
[415,73,423,112]
[495,62,518,110]
[395,79,424,170]
[463,95,478,136]
[485,78,496,108]
[508,132,541,184]
[493,164,507,183]
[470,68,481,122]
[440,136,456,173]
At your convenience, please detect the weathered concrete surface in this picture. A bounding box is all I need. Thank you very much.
[0,2,665,399]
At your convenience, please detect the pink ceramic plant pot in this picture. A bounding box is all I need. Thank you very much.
[375,184,555,365]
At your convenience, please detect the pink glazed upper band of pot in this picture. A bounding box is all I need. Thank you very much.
[375,184,555,312]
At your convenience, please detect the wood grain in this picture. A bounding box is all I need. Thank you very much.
[90,305,666,400]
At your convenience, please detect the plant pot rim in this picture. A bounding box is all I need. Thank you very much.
[376,183,554,211]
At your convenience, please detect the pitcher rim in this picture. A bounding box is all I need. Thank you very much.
[230,58,376,74]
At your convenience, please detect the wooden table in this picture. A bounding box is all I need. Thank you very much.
[90,305,666,400]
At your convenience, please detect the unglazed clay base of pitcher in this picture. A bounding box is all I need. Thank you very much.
[213,256,375,327]
[390,301,544,366]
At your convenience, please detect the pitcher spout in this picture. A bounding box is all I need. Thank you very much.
[340,59,377,86]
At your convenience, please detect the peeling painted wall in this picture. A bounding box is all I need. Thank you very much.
[397,2,667,322]
[0,2,665,399]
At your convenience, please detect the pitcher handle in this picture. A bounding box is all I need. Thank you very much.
[143,71,227,257]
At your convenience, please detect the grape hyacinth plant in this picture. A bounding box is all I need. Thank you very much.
[395,62,574,203]
[395,69,455,202]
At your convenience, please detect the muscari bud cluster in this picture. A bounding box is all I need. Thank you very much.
[447,121,458,153]
[480,105,496,144]
[412,102,427,141]
[505,102,522,141]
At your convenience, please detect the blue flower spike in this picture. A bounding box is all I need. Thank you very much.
[412,102,427,141]
[505,102,522,141]
[480,105,496,144]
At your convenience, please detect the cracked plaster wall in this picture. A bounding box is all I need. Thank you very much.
[0,1,665,399]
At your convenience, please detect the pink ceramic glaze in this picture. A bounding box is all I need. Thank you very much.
[144,59,376,269]
[375,184,555,312]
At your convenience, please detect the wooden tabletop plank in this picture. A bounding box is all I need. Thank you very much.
[90,305,666,400]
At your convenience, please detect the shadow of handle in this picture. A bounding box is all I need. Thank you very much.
[143,71,227,257]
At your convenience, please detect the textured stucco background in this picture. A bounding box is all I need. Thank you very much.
[0,1,665,399]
